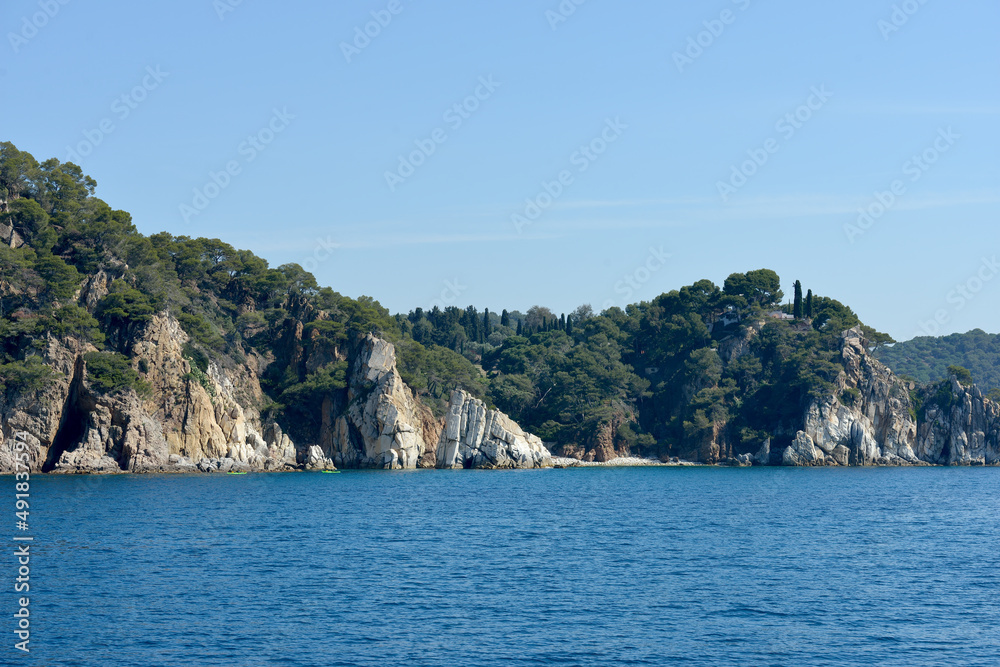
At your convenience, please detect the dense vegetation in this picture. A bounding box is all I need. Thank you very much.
[1,141,913,458]
[876,330,1000,394]
[397,272,885,457]
[0,141,428,443]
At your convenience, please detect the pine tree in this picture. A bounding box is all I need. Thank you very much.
[793,280,803,319]
[500,309,510,328]
[806,289,814,319]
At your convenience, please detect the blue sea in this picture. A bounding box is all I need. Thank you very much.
[6,467,1000,666]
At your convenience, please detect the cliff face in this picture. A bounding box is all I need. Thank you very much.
[915,380,1000,465]
[320,337,551,471]
[779,328,1000,466]
[6,309,993,473]
[0,322,549,473]
[436,389,552,470]
[322,334,439,470]
[1,313,297,474]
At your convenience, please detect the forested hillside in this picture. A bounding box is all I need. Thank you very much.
[876,330,1000,397]
[1,141,907,461]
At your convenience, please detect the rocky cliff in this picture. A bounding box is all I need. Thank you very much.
[321,333,440,470]
[436,389,552,469]
[0,320,550,474]
[777,328,1000,466]
[0,313,297,474]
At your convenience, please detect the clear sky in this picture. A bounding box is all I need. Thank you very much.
[3,0,998,341]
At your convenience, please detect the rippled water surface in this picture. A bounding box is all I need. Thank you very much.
[9,467,1000,666]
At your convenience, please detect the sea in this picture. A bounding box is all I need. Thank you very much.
[6,466,999,666]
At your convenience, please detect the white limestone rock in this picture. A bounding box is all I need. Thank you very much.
[436,390,552,469]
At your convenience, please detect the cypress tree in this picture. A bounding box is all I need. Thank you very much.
[793,281,803,319]
[483,308,491,340]
[516,319,522,336]
[560,313,566,331]
[501,309,510,328]
[566,315,573,334]
[806,290,814,318]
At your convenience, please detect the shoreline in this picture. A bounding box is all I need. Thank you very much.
[550,456,704,468]
[9,457,998,476]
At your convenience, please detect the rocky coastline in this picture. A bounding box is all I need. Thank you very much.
[3,313,999,475]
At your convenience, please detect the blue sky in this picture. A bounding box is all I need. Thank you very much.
[3,0,998,341]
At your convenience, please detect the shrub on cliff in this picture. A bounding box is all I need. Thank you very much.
[83,351,151,398]
[0,357,58,399]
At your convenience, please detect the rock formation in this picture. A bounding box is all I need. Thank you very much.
[436,390,553,469]
[0,313,298,474]
[4,309,995,474]
[323,334,439,470]
[0,316,550,474]
[775,327,1000,466]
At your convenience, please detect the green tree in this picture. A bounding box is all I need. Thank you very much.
[95,285,156,351]
[806,289,814,318]
[793,280,803,319]
[0,357,58,399]
[723,269,783,308]
[948,365,974,386]
[83,351,151,397]
[33,253,81,303]
[8,199,55,251]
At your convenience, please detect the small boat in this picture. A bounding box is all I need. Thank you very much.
[321,470,341,474]
[227,471,248,475]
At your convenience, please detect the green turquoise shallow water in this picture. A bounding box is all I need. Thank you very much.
[8,466,1000,666]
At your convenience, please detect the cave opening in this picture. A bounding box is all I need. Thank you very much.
[44,356,88,472]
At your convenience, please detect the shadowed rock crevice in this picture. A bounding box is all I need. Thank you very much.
[44,356,88,472]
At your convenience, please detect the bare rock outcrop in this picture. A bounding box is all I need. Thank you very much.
[436,390,552,470]
[0,313,298,474]
[778,327,1000,466]
[915,380,1000,465]
[325,334,435,469]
